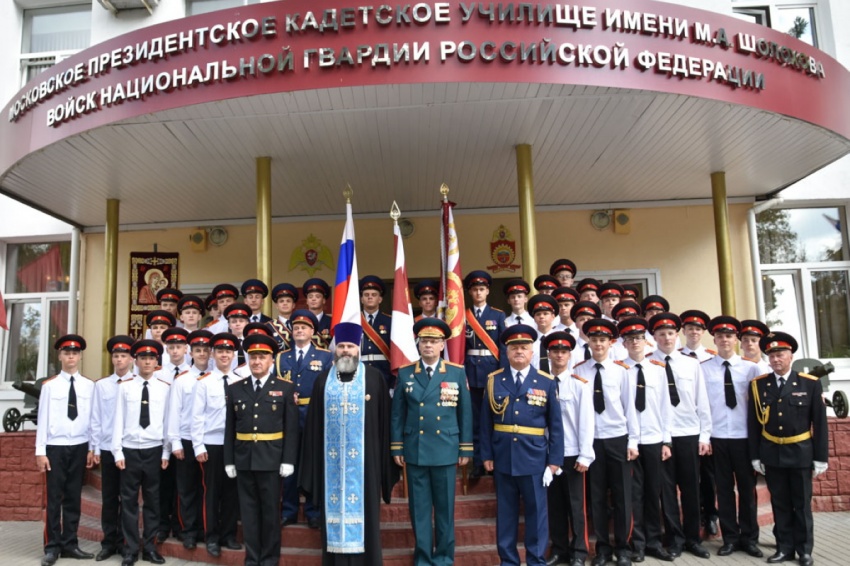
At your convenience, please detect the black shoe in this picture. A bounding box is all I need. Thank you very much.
[616,556,631,566]
[738,542,763,558]
[307,516,321,529]
[570,559,586,566]
[668,545,682,558]
[120,555,136,566]
[154,532,168,544]
[768,551,796,563]
[141,550,165,564]
[182,537,196,550]
[222,539,242,550]
[684,542,710,559]
[470,465,485,479]
[631,550,645,563]
[718,543,736,556]
[206,542,221,557]
[41,553,59,566]
[96,548,117,561]
[281,517,298,527]
[798,554,813,566]
[547,553,569,565]
[646,547,674,562]
[591,555,612,566]
[61,547,95,560]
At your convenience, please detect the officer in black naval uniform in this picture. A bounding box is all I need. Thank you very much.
[392,318,473,566]
[748,332,828,566]
[224,334,300,566]
[242,279,273,324]
[268,283,298,351]
[359,275,394,389]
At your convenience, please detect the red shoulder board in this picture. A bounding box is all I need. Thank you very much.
[157,378,171,386]
[573,360,588,368]
[649,359,666,367]
[571,374,588,384]
[614,360,630,370]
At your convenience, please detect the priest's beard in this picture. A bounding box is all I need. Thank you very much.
[334,352,360,374]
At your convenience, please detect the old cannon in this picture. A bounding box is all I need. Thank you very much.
[792,358,848,419]
[2,378,48,432]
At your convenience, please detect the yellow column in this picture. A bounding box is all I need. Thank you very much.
[256,157,273,316]
[102,199,119,377]
[711,171,737,316]
[516,144,538,286]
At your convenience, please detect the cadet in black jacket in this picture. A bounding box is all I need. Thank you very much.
[224,334,299,566]
[748,332,828,566]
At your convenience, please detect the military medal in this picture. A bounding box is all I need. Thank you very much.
[526,388,547,406]
[440,382,459,406]
[310,360,323,371]
[379,325,387,334]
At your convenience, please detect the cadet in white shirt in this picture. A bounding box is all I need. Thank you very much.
[205,283,239,334]
[618,318,674,563]
[503,278,534,327]
[191,332,243,557]
[529,294,559,372]
[572,319,638,566]
[112,340,171,566]
[544,331,594,566]
[570,301,602,369]
[166,330,212,551]
[552,286,579,335]
[740,319,772,374]
[550,258,577,289]
[91,335,136,562]
[576,278,601,304]
[648,313,712,560]
[36,334,96,566]
[155,327,190,544]
[677,309,718,538]
[702,316,763,559]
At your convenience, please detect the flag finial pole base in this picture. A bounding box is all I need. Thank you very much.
[344,184,353,203]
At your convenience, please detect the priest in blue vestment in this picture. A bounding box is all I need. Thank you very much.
[299,322,399,565]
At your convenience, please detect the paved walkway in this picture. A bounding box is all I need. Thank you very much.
[5,513,849,565]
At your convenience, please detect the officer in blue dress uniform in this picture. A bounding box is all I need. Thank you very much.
[392,318,473,566]
[360,275,394,389]
[241,279,273,324]
[748,332,828,566]
[303,278,332,348]
[481,325,565,566]
[463,270,506,479]
[274,310,333,528]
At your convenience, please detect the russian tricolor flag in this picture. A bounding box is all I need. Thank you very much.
[331,200,361,331]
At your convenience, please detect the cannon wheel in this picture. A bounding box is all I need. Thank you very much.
[833,391,849,419]
[3,407,21,432]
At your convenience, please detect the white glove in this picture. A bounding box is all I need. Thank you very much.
[752,460,765,475]
[280,463,295,478]
[813,461,828,477]
[542,467,554,487]
[225,465,237,479]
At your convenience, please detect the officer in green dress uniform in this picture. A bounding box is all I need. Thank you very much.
[392,318,473,566]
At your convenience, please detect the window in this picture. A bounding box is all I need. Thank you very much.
[756,206,850,362]
[732,2,819,47]
[1,242,72,383]
[186,0,260,16]
[20,4,91,85]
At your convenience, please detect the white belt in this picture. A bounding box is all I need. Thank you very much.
[361,354,386,362]
[467,349,494,357]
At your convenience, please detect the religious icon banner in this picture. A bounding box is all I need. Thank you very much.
[129,252,179,339]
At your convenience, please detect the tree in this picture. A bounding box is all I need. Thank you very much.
[788,16,809,40]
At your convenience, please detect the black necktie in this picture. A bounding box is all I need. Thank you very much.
[723,361,737,408]
[584,343,591,360]
[223,374,229,394]
[140,381,150,428]
[778,375,786,390]
[252,315,258,323]
[368,314,375,326]
[539,354,549,374]
[238,341,246,366]
[255,379,262,393]
[475,308,482,319]
[687,351,697,359]
[426,366,433,378]
[67,376,78,421]
[565,328,572,335]
[593,363,605,413]
[297,350,304,370]
[635,364,646,412]
[664,355,681,407]
[174,366,180,380]
[515,371,522,389]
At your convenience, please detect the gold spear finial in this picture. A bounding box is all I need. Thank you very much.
[343,184,353,203]
[390,201,401,222]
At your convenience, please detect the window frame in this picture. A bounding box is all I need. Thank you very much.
[18,3,91,88]
[731,1,833,53]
